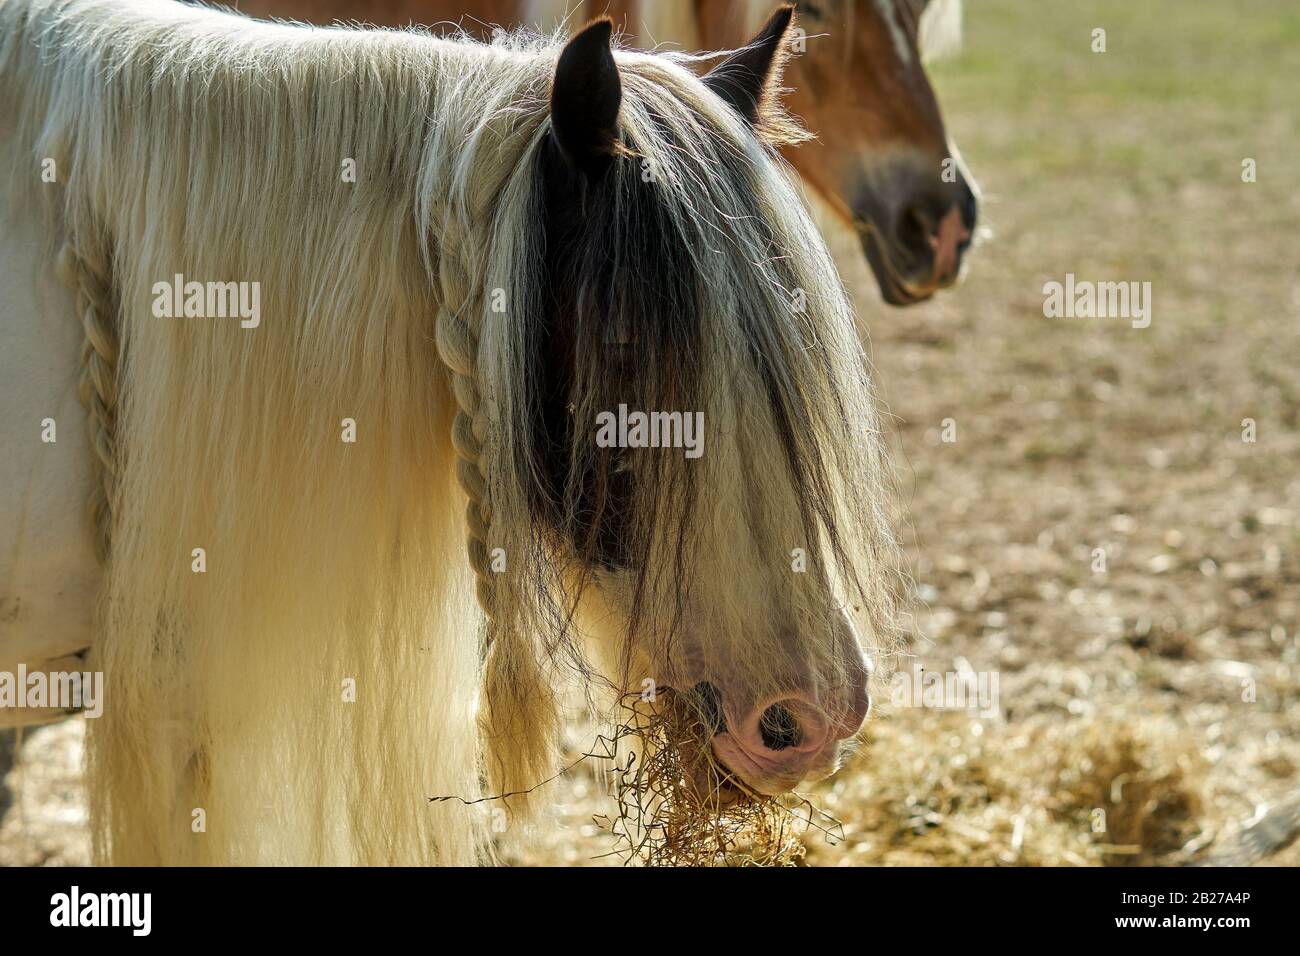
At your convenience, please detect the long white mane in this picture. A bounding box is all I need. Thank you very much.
[1,0,525,865]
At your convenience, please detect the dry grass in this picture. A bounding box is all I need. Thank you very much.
[801,712,1207,867]
[589,690,820,866]
[430,688,832,866]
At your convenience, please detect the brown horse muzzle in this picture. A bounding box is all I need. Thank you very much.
[857,159,977,306]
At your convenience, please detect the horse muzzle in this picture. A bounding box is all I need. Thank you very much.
[856,167,977,306]
[683,653,873,797]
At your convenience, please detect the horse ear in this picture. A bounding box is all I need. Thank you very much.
[550,18,623,177]
[702,4,796,127]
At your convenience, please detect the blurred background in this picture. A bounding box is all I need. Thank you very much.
[2,0,1297,865]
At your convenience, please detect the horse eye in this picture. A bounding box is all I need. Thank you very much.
[799,1,826,20]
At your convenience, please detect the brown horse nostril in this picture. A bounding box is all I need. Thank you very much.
[758,702,801,751]
[895,204,932,259]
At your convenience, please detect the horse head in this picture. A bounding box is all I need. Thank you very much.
[476,9,902,799]
[695,0,978,305]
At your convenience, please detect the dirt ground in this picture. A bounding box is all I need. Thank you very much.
[3,0,1297,866]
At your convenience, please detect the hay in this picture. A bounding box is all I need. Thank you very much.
[590,690,842,867]
[433,688,842,866]
[801,709,1210,866]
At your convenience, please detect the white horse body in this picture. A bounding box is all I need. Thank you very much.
[0,0,511,862]
[0,142,100,724]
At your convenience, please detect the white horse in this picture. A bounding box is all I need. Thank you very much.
[0,0,902,864]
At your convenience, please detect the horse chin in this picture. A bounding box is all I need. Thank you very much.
[859,228,935,306]
[859,205,972,305]
[707,732,845,798]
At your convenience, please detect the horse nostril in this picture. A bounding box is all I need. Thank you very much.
[758,702,802,751]
[894,203,932,257]
[689,681,726,736]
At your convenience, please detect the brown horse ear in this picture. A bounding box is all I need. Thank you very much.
[702,4,796,127]
[550,19,622,177]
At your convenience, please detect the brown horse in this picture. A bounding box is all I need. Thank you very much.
[221,0,977,305]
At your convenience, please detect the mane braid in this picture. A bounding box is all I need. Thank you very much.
[56,231,119,565]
